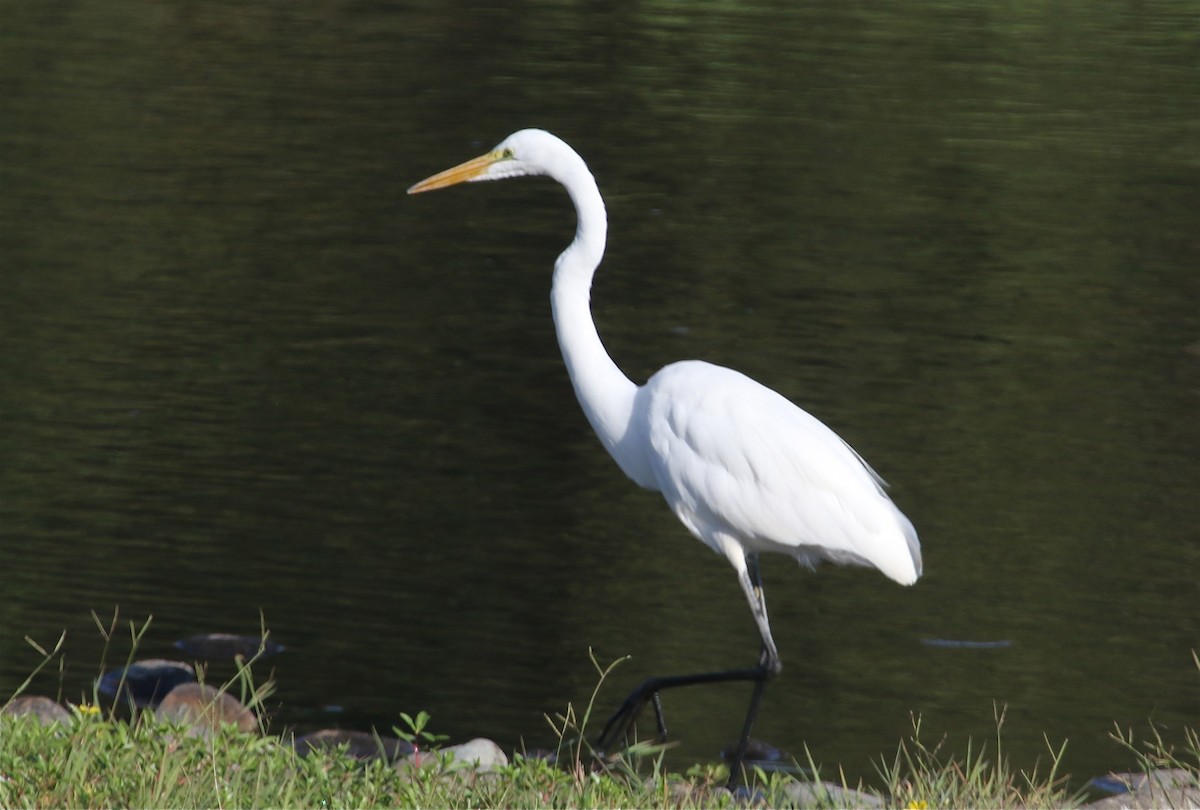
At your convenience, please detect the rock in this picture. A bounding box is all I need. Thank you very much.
[1,695,72,727]
[293,729,414,762]
[721,737,789,764]
[784,781,885,808]
[721,737,802,774]
[96,659,196,707]
[153,683,257,737]
[720,780,885,809]
[518,747,558,764]
[396,737,509,775]
[174,633,285,660]
[441,738,509,771]
[660,780,721,806]
[1084,768,1200,809]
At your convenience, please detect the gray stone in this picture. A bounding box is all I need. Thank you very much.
[1,695,72,727]
[294,728,414,762]
[153,683,258,737]
[96,659,196,707]
[1084,768,1200,809]
[782,781,886,808]
[396,737,509,775]
[441,737,509,771]
[174,633,285,660]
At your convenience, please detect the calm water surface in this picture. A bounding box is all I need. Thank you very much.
[2,0,1198,788]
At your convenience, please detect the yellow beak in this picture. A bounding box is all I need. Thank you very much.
[407,151,500,194]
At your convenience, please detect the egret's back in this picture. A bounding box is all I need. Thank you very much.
[637,360,921,586]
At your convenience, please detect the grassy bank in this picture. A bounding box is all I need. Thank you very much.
[6,695,1198,808]
[1,620,1196,808]
[0,710,1080,808]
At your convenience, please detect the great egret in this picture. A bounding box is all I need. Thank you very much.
[408,129,922,785]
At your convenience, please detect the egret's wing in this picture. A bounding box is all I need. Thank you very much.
[643,361,920,584]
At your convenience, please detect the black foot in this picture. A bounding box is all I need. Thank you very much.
[594,675,671,756]
[724,674,769,790]
[593,662,774,764]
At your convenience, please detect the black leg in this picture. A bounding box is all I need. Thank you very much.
[725,554,780,789]
[595,550,782,790]
[594,663,770,755]
[725,658,771,789]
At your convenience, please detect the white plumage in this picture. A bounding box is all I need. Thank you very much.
[409,128,921,780]
[640,360,920,584]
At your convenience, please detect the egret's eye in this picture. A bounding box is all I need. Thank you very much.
[498,147,515,160]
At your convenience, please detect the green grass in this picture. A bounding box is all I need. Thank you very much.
[1,618,1197,808]
[0,710,1094,808]
[877,706,1082,808]
[0,714,725,809]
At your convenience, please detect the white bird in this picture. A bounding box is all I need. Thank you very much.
[408,129,921,785]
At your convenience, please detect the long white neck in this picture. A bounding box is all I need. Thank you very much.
[548,156,652,487]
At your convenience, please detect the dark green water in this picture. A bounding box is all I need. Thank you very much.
[2,0,1198,788]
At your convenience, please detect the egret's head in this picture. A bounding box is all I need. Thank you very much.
[408,129,578,194]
